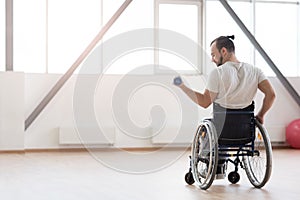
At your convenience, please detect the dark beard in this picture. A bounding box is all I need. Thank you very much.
[217,55,223,66]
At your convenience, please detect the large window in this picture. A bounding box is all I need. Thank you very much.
[206,0,253,64]
[156,2,201,73]
[6,0,300,76]
[14,0,46,73]
[48,0,101,74]
[104,0,201,74]
[206,0,300,77]
[102,0,154,74]
[13,0,154,74]
[13,0,101,74]
[255,1,299,76]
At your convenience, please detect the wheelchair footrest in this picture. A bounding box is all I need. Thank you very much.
[215,159,227,179]
[216,174,226,180]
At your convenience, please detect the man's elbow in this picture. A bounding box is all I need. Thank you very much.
[200,100,212,109]
[201,103,210,109]
[270,90,276,101]
[197,92,214,109]
[272,92,276,101]
[266,90,276,106]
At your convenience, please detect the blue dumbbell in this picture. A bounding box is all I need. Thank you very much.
[173,76,182,86]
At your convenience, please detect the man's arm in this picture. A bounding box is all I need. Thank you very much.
[177,83,218,108]
[257,80,276,124]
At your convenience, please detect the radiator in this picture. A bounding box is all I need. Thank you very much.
[151,126,195,145]
[59,126,115,145]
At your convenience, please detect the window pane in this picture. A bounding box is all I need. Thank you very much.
[255,2,298,76]
[158,4,199,72]
[102,0,154,74]
[48,0,101,74]
[14,0,46,73]
[0,1,4,71]
[103,0,153,38]
[206,1,253,66]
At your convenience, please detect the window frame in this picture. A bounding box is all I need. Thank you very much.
[4,0,300,76]
[154,0,204,75]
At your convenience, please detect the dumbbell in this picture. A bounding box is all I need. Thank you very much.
[173,76,183,86]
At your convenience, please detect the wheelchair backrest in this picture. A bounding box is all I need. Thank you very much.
[213,102,255,145]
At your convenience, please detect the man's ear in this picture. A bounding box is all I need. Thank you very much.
[220,47,227,56]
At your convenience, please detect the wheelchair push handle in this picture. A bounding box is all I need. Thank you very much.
[173,76,183,86]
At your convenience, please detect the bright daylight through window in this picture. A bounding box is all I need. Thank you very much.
[2,0,299,76]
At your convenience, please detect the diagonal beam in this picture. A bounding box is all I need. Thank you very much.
[218,0,300,107]
[25,0,133,130]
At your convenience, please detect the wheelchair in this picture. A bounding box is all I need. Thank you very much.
[184,102,272,190]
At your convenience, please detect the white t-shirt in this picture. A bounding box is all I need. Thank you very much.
[206,61,267,109]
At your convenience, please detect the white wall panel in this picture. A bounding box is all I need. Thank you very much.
[21,74,300,149]
[0,72,24,150]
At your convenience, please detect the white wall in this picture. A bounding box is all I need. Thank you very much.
[0,72,24,150]
[24,73,211,149]
[0,72,299,150]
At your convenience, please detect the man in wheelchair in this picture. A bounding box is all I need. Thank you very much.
[173,35,276,189]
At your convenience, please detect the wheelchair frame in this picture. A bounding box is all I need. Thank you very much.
[185,118,272,190]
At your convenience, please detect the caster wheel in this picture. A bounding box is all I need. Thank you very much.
[228,171,240,184]
[185,172,195,185]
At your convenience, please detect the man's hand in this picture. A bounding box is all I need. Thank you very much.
[255,113,264,124]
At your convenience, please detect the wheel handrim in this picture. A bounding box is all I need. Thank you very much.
[243,120,272,188]
[191,122,218,190]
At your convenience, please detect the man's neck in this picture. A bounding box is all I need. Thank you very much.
[227,53,239,63]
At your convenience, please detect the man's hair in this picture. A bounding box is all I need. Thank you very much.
[210,35,235,53]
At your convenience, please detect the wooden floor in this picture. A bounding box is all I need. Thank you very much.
[0,148,299,200]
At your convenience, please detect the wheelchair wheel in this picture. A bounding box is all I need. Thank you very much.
[243,119,272,188]
[185,172,195,185]
[191,120,218,190]
[228,171,240,184]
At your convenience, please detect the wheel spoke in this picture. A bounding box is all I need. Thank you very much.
[191,121,218,190]
[243,120,272,188]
